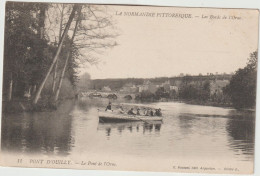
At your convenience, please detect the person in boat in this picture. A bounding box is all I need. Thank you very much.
[145,108,150,116]
[155,109,159,116]
[159,108,162,116]
[128,108,136,115]
[155,108,162,116]
[117,105,125,114]
[143,108,148,116]
[150,109,154,116]
[105,102,112,111]
[136,108,141,115]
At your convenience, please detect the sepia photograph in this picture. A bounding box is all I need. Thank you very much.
[0,1,259,175]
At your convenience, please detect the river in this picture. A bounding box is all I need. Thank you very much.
[1,98,255,172]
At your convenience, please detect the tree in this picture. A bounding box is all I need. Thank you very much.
[33,4,81,104]
[155,87,165,99]
[224,51,257,109]
[178,79,210,101]
[155,87,170,99]
[53,4,118,102]
[4,2,50,101]
[54,6,82,102]
[198,80,210,101]
[52,4,65,93]
[179,84,198,100]
[3,3,118,108]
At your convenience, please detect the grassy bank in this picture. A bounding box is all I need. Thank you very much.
[2,95,76,113]
[2,98,57,113]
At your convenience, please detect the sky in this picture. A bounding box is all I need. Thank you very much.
[83,5,259,79]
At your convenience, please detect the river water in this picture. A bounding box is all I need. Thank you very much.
[1,98,255,171]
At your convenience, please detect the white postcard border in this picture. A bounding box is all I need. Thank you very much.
[0,0,259,176]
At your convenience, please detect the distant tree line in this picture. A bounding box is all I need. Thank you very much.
[89,74,233,91]
[107,51,257,109]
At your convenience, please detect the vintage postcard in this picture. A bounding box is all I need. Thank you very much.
[0,2,259,175]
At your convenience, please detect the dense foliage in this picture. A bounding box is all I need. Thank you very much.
[3,2,117,108]
[223,51,257,109]
[4,3,58,97]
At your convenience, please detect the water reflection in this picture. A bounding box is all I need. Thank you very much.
[2,101,75,156]
[154,124,161,131]
[178,115,195,136]
[98,122,162,136]
[226,111,255,158]
[1,98,255,164]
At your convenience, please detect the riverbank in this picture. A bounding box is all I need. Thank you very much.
[179,99,256,113]
[2,96,255,114]
[181,99,232,108]
[136,98,256,112]
[134,97,232,108]
[2,95,77,113]
[2,99,57,113]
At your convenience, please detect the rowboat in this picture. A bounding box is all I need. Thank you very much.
[98,111,163,123]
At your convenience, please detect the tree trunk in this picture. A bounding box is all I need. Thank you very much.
[52,60,58,93]
[58,4,64,41]
[33,4,80,104]
[38,4,46,39]
[52,4,64,93]
[32,85,37,94]
[54,6,82,102]
[8,73,13,101]
[54,52,70,101]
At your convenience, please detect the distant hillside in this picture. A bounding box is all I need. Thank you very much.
[86,74,233,91]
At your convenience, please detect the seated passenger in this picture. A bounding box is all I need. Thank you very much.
[105,102,112,111]
[155,108,162,116]
[155,109,159,116]
[143,108,148,116]
[158,108,162,116]
[136,108,141,115]
[118,106,125,114]
[128,108,136,115]
[150,109,154,116]
[145,108,150,116]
